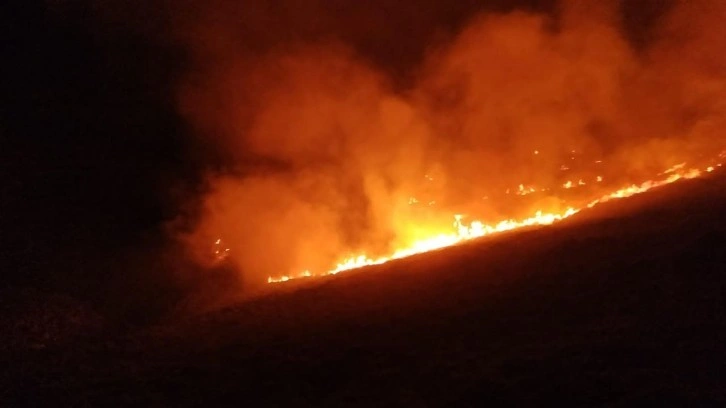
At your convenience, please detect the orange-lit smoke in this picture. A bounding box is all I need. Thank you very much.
[176,0,726,287]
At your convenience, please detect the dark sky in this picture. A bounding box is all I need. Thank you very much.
[0,0,675,315]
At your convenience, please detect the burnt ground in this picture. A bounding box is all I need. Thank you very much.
[2,173,726,406]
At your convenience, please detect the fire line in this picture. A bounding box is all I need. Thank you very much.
[254,159,722,284]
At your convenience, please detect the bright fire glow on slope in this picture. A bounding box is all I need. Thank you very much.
[265,159,723,284]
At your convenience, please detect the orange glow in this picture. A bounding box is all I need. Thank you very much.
[181,1,726,291]
[266,161,721,284]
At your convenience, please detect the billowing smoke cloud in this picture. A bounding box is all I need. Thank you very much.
[174,0,726,290]
[179,44,439,282]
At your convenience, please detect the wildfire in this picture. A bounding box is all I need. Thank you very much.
[262,159,721,284]
[267,207,579,283]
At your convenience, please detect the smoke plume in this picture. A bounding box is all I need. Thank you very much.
[173,0,726,290]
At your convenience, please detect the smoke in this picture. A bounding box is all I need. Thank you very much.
[179,44,437,283]
[173,0,726,291]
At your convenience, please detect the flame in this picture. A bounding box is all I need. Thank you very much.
[264,160,721,284]
[662,162,686,175]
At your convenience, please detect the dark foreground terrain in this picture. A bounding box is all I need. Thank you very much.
[3,173,726,406]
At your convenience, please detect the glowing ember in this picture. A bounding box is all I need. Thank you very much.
[213,239,230,262]
[265,160,721,284]
[516,184,537,196]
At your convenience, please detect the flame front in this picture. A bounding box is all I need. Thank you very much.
[181,1,726,288]
[265,158,722,284]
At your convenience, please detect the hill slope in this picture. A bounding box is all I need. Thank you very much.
[3,173,726,406]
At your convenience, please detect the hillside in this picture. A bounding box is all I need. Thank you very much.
[3,173,726,406]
